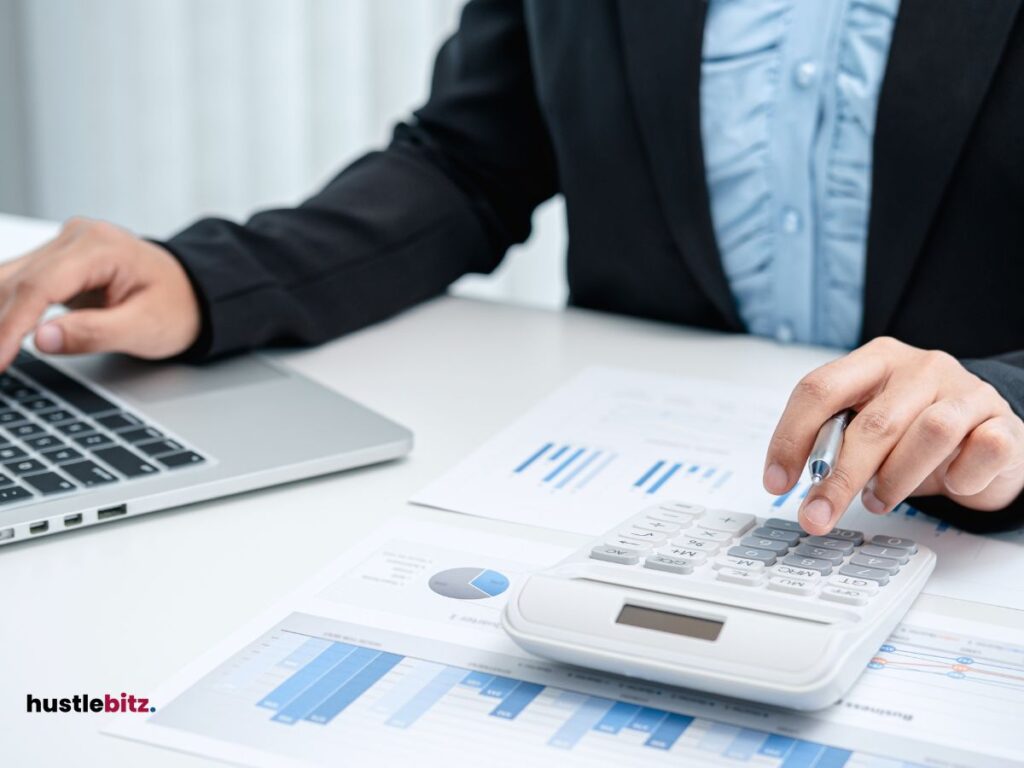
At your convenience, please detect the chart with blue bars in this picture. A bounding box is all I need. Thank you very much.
[221,630,923,767]
[513,441,733,497]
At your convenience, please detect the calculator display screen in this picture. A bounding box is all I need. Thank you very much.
[616,604,723,641]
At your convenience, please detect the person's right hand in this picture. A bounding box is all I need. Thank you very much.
[0,217,201,369]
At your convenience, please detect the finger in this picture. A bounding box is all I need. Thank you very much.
[944,415,1024,497]
[764,341,895,494]
[797,377,937,533]
[35,304,145,357]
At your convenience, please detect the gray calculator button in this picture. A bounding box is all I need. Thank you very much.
[782,554,833,574]
[636,519,682,534]
[869,535,917,553]
[752,526,802,545]
[859,544,909,563]
[849,554,901,573]
[702,510,756,535]
[674,537,722,553]
[661,546,707,564]
[763,517,803,533]
[590,546,640,565]
[727,546,777,565]
[822,527,864,545]
[739,535,790,553]
[644,507,697,525]
[715,556,766,572]
[716,567,764,586]
[820,585,870,606]
[829,575,879,593]
[689,527,733,543]
[606,537,653,552]
[644,555,694,575]
[620,527,668,543]
[656,501,706,515]
[768,576,816,596]
[792,544,844,563]
[802,535,854,554]
[775,565,822,580]
[839,564,890,585]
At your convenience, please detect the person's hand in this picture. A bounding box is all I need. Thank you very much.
[0,217,201,368]
[763,337,1024,534]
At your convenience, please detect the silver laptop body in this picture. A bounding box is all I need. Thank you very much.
[0,349,412,546]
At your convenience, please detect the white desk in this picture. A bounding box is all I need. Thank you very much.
[0,214,841,766]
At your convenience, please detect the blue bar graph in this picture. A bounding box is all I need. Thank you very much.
[593,701,641,734]
[460,671,494,689]
[555,450,601,489]
[514,443,553,473]
[306,653,403,724]
[816,747,853,768]
[491,682,545,719]
[781,740,825,768]
[760,734,797,758]
[278,637,332,669]
[272,647,378,723]
[258,643,354,710]
[548,445,569,461]
[634,460,665,488]
[773,485,797,508]
[725,728,768,760]
[626,706,669,733]
[688,464,699,474]
[481,676,521,699]
[544,447,585,482]
[385,667,464,728]
[645,713,694,750]
[647,462,682,494]
[549,697,614,749]
[703,466,716,479]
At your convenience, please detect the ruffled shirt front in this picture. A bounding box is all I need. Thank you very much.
[700,0,901,348]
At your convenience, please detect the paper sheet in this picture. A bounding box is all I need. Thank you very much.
[105,517,1024,767]
[411,367,1024,611]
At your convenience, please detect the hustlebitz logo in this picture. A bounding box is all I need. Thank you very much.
[26,692,155,714]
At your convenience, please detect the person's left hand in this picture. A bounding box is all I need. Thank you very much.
[762,337,1024,535]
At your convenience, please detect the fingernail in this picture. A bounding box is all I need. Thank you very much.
[35,323,63,353]
[764,463,788,494]
[802,498,832,527]
[862,489,886,514]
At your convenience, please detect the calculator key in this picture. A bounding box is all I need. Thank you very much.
[716,567,763,586]
[23,472,75,495]
[829,575,879,594]
[702,510,755,535]
[57,421,92,436]
[0,445,26,461]
[39,409,75,425]
[727,545,777,565]
[792,544,844,563]
[763,517,803,533]
[40,446,83,464]
[155,451,205,469]
[606,537,654,552]
[660,546,707,564]
[774,565,822,580]
[9,384,39,401]
[136,438,185,457]
[781,554,833,574]
[768,576,816,596]
[655,501,705,516]
[688,527,733,543]
[60,460,117,487]
[635,518,682,534]
[5,459,46,475]
[95,412,143,431]
[6,422,45,439]
[751,526,801,545]
[0,485,32,504]
[859,545,909,564]
[643,555,694,575]
[822,527,864,545]
[590,545,640,565]
[802,535,854,554]
[820,586,870,606]
[869,535,917,553]
[74,433,115,449]
[838,564,890,585]
[849,554,901,574]
[714,556,765,572]
[644,506,699,524]
[619,526,668,542]
[25,434,63,451]
[92,446,158,478]
[739,536,790,554]
[673,537,721,553]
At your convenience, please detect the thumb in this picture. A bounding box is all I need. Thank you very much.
[34,306,139,356]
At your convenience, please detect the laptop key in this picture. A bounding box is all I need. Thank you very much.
[119,426,163,444]
[0,446,26,461]
[92,446,158,478]
[136,438,184,457]
[9,385,39,401]
[40,409,76,425]
[13,354,119,415]
[23,472,75,495]
[57,421,93,436]
[156,451,205,469]
[22,397,58,412]
[0,485,32,504]
[7,423,45,439]
[96,412,143,431]
[40,446,83,464]
[0,471,12,486]
[60,460,117,486]
[5,458,47,475]
[0,409,26,425]
[25,434,64,451]
[74,433,114,449]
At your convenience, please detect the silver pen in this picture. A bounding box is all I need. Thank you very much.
[808,410,854,484]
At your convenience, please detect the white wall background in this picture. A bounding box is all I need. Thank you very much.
[0,0,568,308]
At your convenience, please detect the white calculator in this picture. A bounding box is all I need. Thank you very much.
[502,500,935,710]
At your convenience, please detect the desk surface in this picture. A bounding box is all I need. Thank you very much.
[0,214,843,766]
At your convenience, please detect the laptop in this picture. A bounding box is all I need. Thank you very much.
[0,347,412,545]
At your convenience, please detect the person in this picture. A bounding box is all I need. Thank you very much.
[3,0,1023,535]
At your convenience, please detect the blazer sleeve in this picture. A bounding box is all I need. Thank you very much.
[911,353,1024,532]
[161,0,557,360]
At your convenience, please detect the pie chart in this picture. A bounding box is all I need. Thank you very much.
[428,567,510,600]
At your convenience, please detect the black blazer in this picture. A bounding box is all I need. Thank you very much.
[164,0,1024,530]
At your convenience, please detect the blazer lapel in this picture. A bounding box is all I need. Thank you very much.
[616,0,744,331]
[863,0,1022,340]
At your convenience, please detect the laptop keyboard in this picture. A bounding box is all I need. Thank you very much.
[0,350,206,506]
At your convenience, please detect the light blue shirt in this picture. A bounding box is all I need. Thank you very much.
[700,0,901,348]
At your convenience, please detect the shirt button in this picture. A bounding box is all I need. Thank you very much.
[794,59,818,88]
[781,208,802,234]
[775,322,795,343]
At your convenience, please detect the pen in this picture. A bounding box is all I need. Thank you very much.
[808,410,854,484]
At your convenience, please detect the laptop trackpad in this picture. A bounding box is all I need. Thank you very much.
[60,354,287,404]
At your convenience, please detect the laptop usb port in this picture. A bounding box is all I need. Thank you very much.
[97,504,127,521]
[63,513,83,527]
[29,520,49,535]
